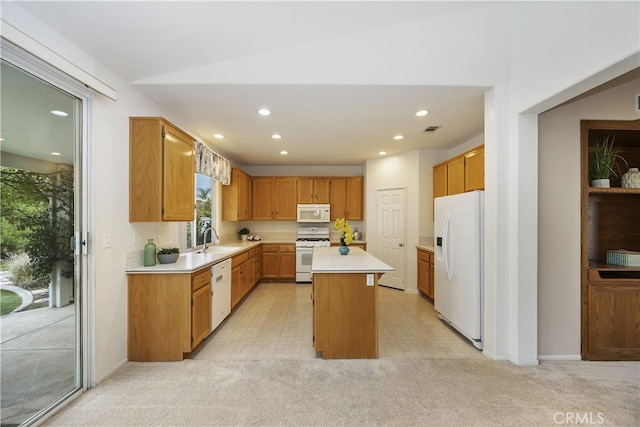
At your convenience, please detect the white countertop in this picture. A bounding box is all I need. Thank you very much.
[311,246,394,273]
[126,242,261,274]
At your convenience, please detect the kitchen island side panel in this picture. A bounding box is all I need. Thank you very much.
[313,272,378,359]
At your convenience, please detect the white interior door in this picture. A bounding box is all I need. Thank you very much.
[376,188,406,290]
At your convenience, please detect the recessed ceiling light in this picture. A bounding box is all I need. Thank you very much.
[258,108,271,116]
[415,110,429,117]
[50,152,61,156]
[393,135,404,140]
[0,138,4,142]
[272,134,282,140]
[280,150,288,155]
[50,110,68,117]
[378,151,387,156]
[213,133,224,139]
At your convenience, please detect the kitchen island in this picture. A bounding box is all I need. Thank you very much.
[311,246,394,359]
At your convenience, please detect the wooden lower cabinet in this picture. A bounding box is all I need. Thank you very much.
[417,248,434,299]
[254,245,263,284]
[191,269,212,349]
[127,267,211,361]
[583,274,640,360]
[231,250,255,308]
[262,244,295,280]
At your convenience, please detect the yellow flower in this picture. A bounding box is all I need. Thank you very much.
[334,218,354,246]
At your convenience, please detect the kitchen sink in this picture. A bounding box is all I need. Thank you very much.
[197,246,241,254]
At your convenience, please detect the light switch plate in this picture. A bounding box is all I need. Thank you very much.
[103,233,112,248]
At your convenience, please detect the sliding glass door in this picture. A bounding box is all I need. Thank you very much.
[1,53,86,426]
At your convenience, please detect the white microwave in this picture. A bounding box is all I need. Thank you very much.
[297,204,331,223]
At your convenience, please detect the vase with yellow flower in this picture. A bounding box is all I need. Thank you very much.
[334,218,354,255]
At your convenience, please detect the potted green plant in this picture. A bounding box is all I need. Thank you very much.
[157,246,180,264]
[239,227,250,241]
[589,135,627,188]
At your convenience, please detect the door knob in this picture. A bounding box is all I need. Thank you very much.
[399,243,404,247]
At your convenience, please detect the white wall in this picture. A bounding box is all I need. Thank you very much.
[537,75,640,359]
[365,149,451,293]
[449,134,484,158]
[91,70,199,382]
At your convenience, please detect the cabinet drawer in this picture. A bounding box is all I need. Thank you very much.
[192,269,210,291]
[417,249,432,262]
[232,251,249,268]
[279,245,295,253]
[262,245,279,253]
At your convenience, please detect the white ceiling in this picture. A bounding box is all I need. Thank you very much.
[3,1,504,166]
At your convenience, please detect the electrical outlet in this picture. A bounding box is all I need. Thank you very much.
[133,233,139,245]
[366,274,374,286]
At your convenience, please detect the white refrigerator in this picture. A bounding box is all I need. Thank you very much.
[434,191,484,349]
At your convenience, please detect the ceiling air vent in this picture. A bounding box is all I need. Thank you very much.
[423,126,441,133]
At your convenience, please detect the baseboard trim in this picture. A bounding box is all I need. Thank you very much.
[480,349,509,361]
[96,358,128,385]
[538,354,582,361]
[511,358,540,366]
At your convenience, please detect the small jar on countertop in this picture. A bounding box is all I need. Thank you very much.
[353,227,361,241]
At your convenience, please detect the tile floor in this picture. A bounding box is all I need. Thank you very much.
[195,283,483,361]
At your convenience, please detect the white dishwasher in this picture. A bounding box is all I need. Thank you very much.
[211,258,231,332]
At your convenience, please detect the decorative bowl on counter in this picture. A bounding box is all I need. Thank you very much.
[157,253,179,264]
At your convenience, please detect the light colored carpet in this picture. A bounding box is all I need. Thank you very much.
[44,358,638,426]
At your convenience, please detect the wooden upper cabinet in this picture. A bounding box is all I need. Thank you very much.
[240,172,251,220]
[252,177,275,220]
[129,117,195,222]
[433,163,447,199]
[447,156,465,195]
[252,177,297,220]
[298,177,330,204]
[330,177,363,220]
[274,178,297,220]
[329,178,346,220]
[222,168,251,221]
[433,145,484,201]
[345,177,363,220]
[464,146,485,192]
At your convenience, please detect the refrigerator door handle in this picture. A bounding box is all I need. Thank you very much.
[443,212,452,281]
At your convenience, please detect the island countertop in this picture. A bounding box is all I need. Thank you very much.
[311,246,394,273]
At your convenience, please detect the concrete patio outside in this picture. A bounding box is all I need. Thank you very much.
[1,303,76,426]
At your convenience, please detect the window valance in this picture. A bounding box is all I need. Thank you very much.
[195,141,231,185]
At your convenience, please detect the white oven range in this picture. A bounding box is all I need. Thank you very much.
[295,226,330,283]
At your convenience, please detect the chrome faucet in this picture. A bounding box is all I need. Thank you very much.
[203,227,220,252]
